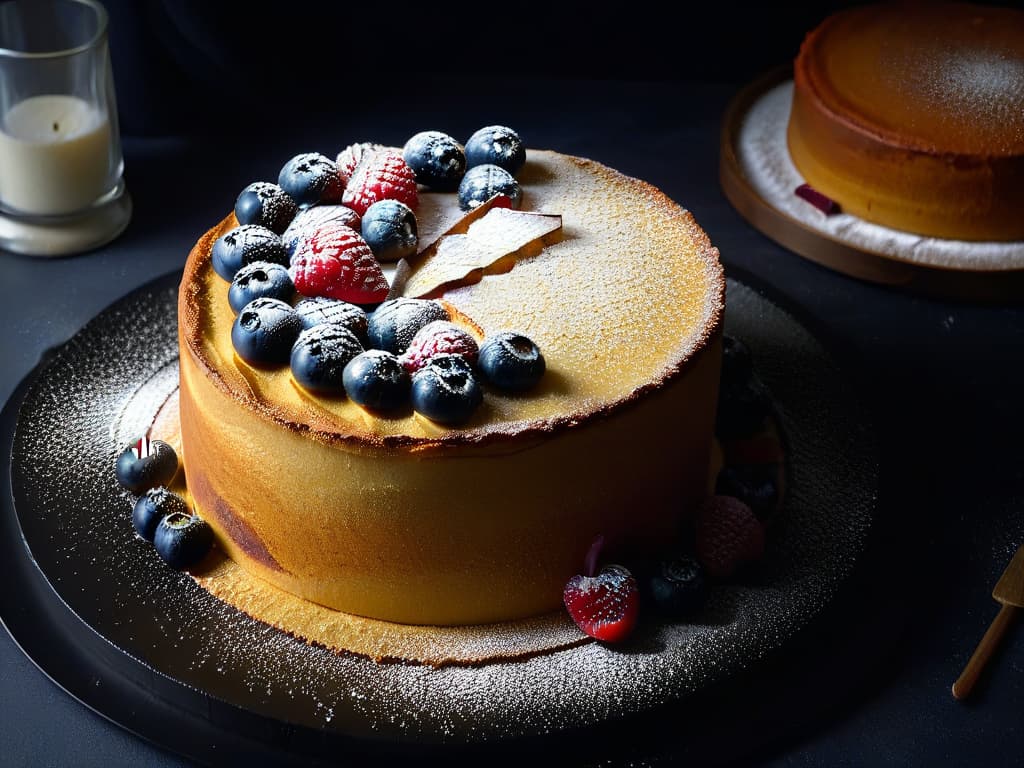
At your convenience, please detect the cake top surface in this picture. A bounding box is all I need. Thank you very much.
[797,2,1024,156]
[180,150,723,451]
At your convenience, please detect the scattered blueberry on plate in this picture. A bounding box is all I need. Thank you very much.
[115,437,178,494]
[647,555,707,618]
[465,125,526,176]
[153,512,214,571]
[132,486,189,543]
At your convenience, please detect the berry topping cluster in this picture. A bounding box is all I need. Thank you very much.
[562,334,779,645]
[115,439,214,571]
[209,126,543,425]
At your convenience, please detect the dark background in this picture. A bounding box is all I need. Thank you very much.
[2,1,1024,766]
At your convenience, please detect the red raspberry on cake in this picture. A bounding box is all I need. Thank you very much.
[341,150,418,216]
[289,224,389,305]
[400,320,479,373]
[336,142,384,186]
[695,495,765,579]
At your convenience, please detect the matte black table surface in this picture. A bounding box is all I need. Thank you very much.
[2,76,1022,766]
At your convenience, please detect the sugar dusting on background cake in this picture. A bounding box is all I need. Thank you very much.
[738,82,1024,270]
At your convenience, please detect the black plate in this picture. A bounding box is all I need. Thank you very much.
[0,272,876,765]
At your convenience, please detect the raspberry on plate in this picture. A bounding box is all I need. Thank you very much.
[341,150,419,216]
[695,495,765,579]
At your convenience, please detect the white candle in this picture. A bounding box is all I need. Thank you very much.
[0,94,112,216]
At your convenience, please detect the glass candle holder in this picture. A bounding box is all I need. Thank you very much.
[0,0,131,256]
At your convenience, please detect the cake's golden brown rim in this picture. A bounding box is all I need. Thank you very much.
[179,152,725,453]
[794,3,1024,159]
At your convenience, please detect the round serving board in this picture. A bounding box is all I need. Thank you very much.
[720,67,1024,301]
[0,271,876,765]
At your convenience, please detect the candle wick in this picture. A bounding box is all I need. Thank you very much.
[52,121,59,132]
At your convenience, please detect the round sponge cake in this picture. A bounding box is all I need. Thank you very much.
[788,2,1024,241]
[178,150,724,626]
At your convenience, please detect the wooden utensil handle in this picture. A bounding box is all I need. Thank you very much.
[952,604,1018,700]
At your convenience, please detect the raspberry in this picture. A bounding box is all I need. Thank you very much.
[342,150,418,216]
[288,224,389,305]
[694,495,765,579]
[563,564,639,644]
[336,142,384,185]
[400,320,478,373]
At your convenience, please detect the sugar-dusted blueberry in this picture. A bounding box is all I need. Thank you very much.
[282,205,361,256]
[402,131,467,191]
[721,334,753,389]
[153,512,214,571]
[715,464,780,520]
[132,486,189,543]
[231,297,303,367]
[294,296,368,340]
[115,437,178,494]
[360,199,418,263]
[367,298,449,355]
[343,350,411,411]
[465,125,526,176]
[290,323,364,395]
[647,555,707,618]
[411,353,483,425]
[234,181,297,234]
[278,152,344,209]
[211,225,288,282]
[228,261,294,313]
[478,331,545,392]
[457,164,522,211]
[715,372,772,439]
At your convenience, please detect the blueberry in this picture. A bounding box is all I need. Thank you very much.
[411,353,483,424]
[278,152,344,208]
[715,372,772,439]
[360,200,418,263]
[228,261,294,313]
[294,296,368,340]
[153,512,214,571]
[367,298,449,355]
[457,164,522,211]
[231,297,303,367]
[478,331,545,392]
[721,334,753,389]
[282,205,361,256]
[234,182,297,234]
[402,131,467,191]
[115,438,178,494]
[211,225,288,282]
[132,486,189,543]
[343,350,411,411]
[648,555,707,618]
[465,125,526,176]
[290,324,364,394]
[715,464,779,520]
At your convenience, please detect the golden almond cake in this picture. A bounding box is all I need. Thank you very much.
[787,2,1024,241]
[178,149,724,627]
